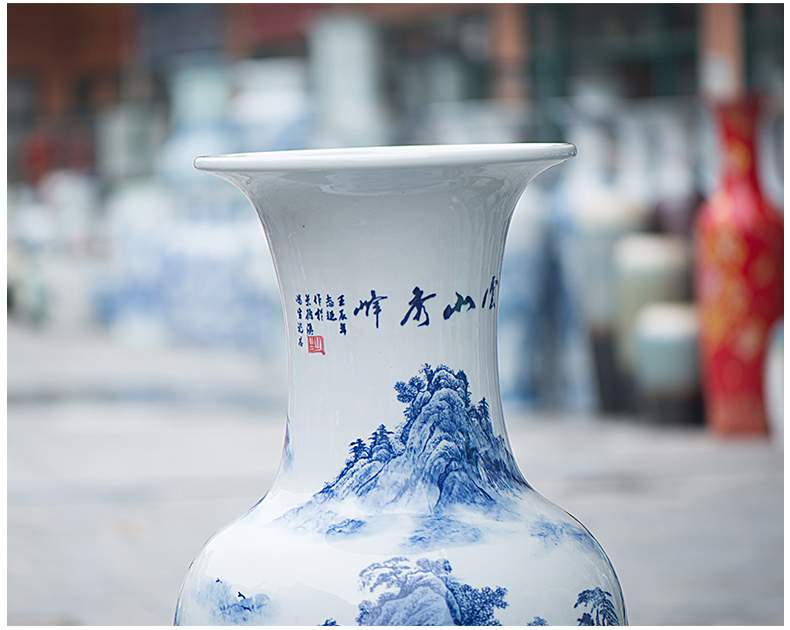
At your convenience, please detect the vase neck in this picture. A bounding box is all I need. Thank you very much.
[716,99,761,190]
[258,169,524,495]
[195,146,576,499]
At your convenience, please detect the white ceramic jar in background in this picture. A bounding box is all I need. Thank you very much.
[764,318,784,446]
[633,303,702,424]
[613,234,692,393]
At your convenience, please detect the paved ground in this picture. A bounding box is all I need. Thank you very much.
[7,320,783,626]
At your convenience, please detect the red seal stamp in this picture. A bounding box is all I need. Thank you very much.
[307,335,325,355]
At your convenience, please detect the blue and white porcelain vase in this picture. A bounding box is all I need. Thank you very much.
[175,144,627,626]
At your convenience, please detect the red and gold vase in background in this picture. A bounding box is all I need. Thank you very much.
[694,98,784,435]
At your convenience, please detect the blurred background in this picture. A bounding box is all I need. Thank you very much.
[7,3,784,626]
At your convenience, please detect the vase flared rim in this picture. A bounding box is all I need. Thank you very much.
[194,143,576,173]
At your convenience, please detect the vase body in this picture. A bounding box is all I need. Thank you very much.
[694,99,784,435]
[175,144,626,626]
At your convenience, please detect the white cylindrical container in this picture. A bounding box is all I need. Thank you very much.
[633,303,702,424]
[614,234,692,408]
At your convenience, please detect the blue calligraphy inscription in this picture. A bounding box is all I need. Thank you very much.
[444,293,476,320]
[296,293,349,342]
[354,290,388,329]
[338,296,347,335]
[295,296,304,347]
[279,364,528,543]
[356,557,507,626]
[297,278,499,342]
[481,276,499,309]
[401,287,437,327]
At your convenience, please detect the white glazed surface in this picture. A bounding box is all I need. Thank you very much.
[176,144,626,626]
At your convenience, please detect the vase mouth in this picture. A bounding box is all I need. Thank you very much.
[194,143,576,173]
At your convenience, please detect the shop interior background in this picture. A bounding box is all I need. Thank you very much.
[7,3,784,626]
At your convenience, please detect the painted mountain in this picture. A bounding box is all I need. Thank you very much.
[279,364,529,540]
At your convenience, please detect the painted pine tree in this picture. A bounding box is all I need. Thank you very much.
[574,588,620,626]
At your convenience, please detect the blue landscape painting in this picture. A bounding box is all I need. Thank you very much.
[315,563,620,627]
[356,557,508,626]
[262,363,623,627]
[178,578,275,625]
[574,588,621,626]
[280,364,530,540]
